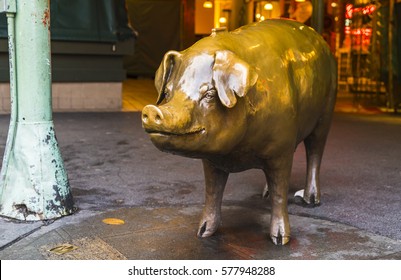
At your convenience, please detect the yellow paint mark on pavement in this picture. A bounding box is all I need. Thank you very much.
[102,218,125,225]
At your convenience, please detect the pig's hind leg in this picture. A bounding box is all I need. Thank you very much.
[264,152,293,245]
[197,159,229,238]
[300,108,334,206]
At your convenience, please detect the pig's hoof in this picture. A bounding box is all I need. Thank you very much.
[303,194,320,206]
[294,189,304,199]
[270,216,290,245]
[197,220,219,238]
[262,183,269,198]
[270,234,290,245]
[294,189,320,207]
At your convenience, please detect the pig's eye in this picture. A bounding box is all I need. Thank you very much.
[164,90,171,102]
[202,89,217,102]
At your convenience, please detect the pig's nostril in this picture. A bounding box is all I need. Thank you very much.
[142,105,164,125]
[142,113,149,124]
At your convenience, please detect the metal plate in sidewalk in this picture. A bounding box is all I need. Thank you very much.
[40,237,126,260]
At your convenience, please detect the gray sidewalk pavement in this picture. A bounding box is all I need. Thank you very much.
[1,111,401,259]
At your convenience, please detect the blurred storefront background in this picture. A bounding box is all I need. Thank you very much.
[0,1,399,112]
[124,0,400,111]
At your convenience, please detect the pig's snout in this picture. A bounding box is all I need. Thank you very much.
[142,105,164,127]
[142,103,196,137]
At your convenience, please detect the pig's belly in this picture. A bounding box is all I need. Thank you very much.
[206,153,266,173]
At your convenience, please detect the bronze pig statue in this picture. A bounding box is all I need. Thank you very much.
[142,19,337,245]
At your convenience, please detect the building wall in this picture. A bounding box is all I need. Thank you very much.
[0,0,134,113]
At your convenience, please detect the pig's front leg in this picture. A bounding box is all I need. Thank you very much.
[264,153,293,245]
[197,159,229,238]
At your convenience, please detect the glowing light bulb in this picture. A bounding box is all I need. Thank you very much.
[203,1,213,9]
[219,17,227,24]
[264,3,273,11]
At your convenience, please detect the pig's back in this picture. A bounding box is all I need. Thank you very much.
[194,19,337,145]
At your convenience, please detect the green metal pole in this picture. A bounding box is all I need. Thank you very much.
[0,0,75,220]
[1,0,17,197]
[388,0,395,111]
[311,0,324,34]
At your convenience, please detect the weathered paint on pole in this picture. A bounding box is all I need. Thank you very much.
[0,0,75,220]
[1,0,17,200]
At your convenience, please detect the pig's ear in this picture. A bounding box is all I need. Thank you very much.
[155,50,182,105]
[212,50,258,108]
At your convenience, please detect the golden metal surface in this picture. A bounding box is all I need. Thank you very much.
[142,19,337,245]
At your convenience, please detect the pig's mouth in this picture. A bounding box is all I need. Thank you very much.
[145,127,206,137]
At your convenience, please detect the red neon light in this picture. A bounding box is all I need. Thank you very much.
[345,4,376,19]
[351,28,372,36]
[346,4,353,19]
